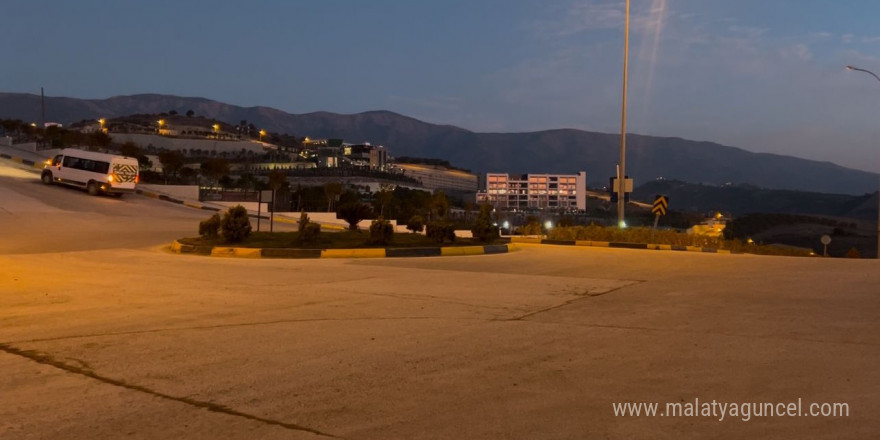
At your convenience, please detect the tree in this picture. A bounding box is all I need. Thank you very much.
[323,182,344,212]
[337,202,373,231]
[406,215,424,233]
[267,169,288,191]
[169,110,178,115]
[429,190,450,221]
[471,201,499,243]
[119,142,142,158]
[186,110,195,117]
[88,131,112,148]
[220,205,252,242]
[158,150,186,183]
[179,167,196,184]
[200,158,230,187]
[369,217,394,245]
[375,183,395,218]
[235,173,257,191]
[218,175,234,189]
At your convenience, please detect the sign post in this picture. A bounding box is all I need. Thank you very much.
[821,234,831,257]
[650,195,668,243]
[259,190,274,233]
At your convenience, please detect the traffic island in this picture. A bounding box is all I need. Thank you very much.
[511,237,738,254]
[169,239,517,259]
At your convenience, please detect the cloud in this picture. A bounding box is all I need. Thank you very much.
[841,33,855,43]
[780,44,813,61]
[842,48,879,63]
[728,25,768,39]
[528,0,670,38]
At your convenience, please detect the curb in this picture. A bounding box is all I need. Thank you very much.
[510,237,738,254]
[170,240,519,259]
[0,153,45,170]
[138,189,344,229]
[1,154,370,232]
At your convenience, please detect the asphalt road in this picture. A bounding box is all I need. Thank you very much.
[1,160,878,439]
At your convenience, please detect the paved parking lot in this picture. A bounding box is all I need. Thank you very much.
[1,161,878,439]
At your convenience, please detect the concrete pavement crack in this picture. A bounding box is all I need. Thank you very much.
[5,316,492,345]
[0,343,343,438]
[506,281,643,321]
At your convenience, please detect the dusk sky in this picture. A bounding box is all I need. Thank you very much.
[5,0,880,172]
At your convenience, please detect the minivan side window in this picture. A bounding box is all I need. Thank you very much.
[62,156,80,168]
[52,155,62,166]
[61,156,110,174]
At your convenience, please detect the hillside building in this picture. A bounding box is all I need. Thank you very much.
[477,171,587,211]
[394,162,478,192]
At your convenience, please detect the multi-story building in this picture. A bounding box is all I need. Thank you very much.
[477,171,587,211]
[343,143,387,170]
[394,162,478,193]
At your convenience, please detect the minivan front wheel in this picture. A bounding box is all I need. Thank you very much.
[41,171,53,185]
[87,181,100,196]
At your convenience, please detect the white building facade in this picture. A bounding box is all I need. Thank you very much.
[477,171,587,211]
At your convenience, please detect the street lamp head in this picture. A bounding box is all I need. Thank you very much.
[846,65,855,70]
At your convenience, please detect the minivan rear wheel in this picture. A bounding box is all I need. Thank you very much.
[87,182,100,196]
[41,171,53,185]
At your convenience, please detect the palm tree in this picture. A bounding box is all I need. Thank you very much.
[323,182,344,212]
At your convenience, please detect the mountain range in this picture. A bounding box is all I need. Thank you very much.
[1,92,876,195]
[632,179,878,220]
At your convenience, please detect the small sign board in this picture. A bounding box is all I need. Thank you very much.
[611,177,634,193]
[820,235,831,245]
[652,195,669,216]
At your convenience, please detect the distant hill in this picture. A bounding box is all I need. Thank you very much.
[1,92,877,195]
[633,179,878,220]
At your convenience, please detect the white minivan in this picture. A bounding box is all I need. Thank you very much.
[41,148,139,196]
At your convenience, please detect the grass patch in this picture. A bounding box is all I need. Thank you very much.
[547,225,813,257]
[179,230,488,249]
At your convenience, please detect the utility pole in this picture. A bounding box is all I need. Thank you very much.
[617,0,631,228]
[846,65,880,259]
[40,87,45,129]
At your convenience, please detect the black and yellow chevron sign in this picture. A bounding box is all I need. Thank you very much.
[652,195,668,216]
[113,163,138,183]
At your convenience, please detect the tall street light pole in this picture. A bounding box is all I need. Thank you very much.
[846,65,880,259]
[617,0,631,228]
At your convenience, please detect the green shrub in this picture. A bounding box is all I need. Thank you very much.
[369,217,394,245]
[198,213,221,238]
[426,221,456,244]
[299,222,321,244]
[546,225,812,257]
[519,216,543,236]
[406,215,424,233]
[297,211,310,233]
[220,205,252,243]
[471,202,499,243]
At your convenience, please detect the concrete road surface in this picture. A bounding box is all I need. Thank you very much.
[1,160,878,439]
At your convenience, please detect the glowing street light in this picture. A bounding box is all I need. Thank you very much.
[259,129,267,142]
[845,64,880,259]
[617,0,631,229]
